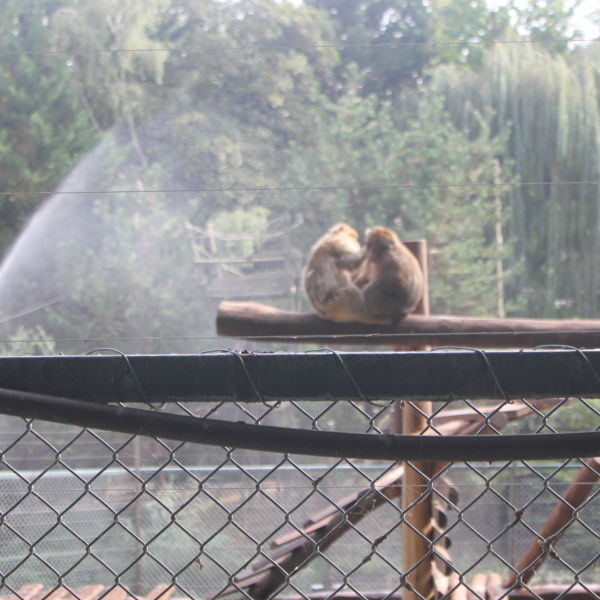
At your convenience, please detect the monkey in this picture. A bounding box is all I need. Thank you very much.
[352,226,424,323]
[303,223,393,324]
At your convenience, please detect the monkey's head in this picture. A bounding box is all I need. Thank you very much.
[365,227,400,261]
[329,223,358,239]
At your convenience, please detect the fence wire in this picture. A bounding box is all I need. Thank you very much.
[0,351,599,600]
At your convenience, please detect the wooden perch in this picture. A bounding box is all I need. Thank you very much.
[216,416,475,600]
[219,465,406,599]
[217,301,600,348]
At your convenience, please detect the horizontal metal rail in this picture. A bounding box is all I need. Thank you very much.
[0,350,599,403]
[1,388,599,461]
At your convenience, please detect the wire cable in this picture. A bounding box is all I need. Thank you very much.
[0,37,597,56]
[2,330,600,345]
[1,180,598,197]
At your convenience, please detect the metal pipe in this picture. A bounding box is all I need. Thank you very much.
[0,388,599,462]
[2,350,600,403]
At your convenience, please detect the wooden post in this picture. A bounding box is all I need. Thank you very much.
[402,406,434,600]
[493,159,506,319]
[400,240,434,600]
[403,240,430,319]
[504,457,600,588]
[133,436,143,597]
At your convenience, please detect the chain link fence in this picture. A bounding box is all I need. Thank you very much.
[0,351,599,600]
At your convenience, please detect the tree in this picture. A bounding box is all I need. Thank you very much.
[0,0,97,257]
[507,0,584,49]
[433,44,600,318]
[305,0,432,99]
[291,85,516,316]
[429,0,513,68]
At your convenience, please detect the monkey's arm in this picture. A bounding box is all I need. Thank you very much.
[351,259,370,289]
[338,252,365,272]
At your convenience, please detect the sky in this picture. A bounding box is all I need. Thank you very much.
[572,0,599,39]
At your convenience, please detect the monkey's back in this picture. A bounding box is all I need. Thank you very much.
[361,228,424,322]
[303,226,364,316]
[385,244,422,295]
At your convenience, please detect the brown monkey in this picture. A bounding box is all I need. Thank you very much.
[303,223,393,324]
[353,227,423,322]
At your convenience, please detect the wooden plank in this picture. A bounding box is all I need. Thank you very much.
[194,254,286,264]
[145,587,173,600]
[486,574,505,600]
[523,584,600,600]
[39,588,70,600]
[431,403,532,425]
[230,465,406,598]
[72,587,104,600]
[216,300,600,348]
[278,587,600,600]
[303,464,405,527]
[145,586,175,600]
[272,464,405,548]
[467,574,488,600]
[448,573,469,600]
[431,561,449,596]
[6,585,44,600]
[101,588,127,600]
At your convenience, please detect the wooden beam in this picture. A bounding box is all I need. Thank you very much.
[270,585,600,600]
[72,586,105,600]
[217,301,600,348]
[402,404,434,600]
[468,574,488,600]
[145,586,175,600]
[224,466,405,599]
[7,585,44,600]
[401,240,434,600]
[505,457,600,588]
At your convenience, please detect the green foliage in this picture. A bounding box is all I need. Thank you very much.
[433,45,600,317]
[0,0,97,256]
[429,0,513,68]
[0,325,55,356]
[507,0,584,49]
[290,84,517,316]
[304,0,432,98]
[0,0,596,351]
[210,207,271,258]
[515,399,600,434]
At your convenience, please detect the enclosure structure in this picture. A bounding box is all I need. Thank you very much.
[214,237,600,600]
[0,350,599,600]
[186,215,303,311]
[1,237,600,600]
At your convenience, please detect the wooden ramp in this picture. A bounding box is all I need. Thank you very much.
[0,585,179,600]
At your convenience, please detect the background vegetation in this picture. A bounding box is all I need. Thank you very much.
[0,0,598,353]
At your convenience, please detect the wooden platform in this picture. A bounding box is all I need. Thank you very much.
[281,583,600,600]
[0,584,179,600]
[217,301,600,348]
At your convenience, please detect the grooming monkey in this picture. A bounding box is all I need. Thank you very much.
[303,223,393,324]
[353,226,424,323]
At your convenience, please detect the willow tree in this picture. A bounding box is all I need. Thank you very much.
[433,44,600,319]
